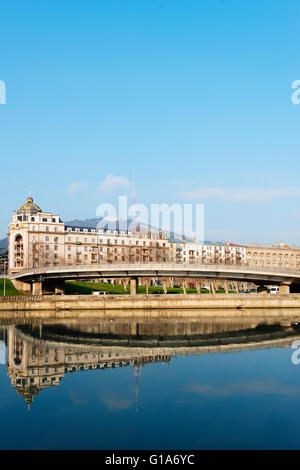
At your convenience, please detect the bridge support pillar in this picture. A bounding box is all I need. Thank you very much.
[224,280,229,294]
[210,280,216,294]
[32,281,43,296]
[122,279,128,294]
[130,277,139,295]
[279,282,291,294]
[162,280,167,294]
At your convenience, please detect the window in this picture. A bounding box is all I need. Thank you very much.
[45,236,49,242]
[54,245,58,251]
[46,226,49,232]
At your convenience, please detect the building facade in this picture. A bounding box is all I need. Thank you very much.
[245,243,300,270]
[8,196,170,273]
[8,196,300,275]
[169,239,247,265]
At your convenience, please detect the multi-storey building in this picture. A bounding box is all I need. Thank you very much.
[8,196,170,273]
[9,196,300,275]
[169,239,246,265]
[245,243,300,270]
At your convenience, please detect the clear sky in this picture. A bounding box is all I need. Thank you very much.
[1,0,300,244]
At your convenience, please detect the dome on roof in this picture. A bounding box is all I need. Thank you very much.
[16,385,40,410]
[17,196,42,215]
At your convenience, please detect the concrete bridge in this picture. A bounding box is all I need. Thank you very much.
[9,262,300,295]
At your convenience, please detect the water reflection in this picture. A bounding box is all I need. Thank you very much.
[1,316,300,410]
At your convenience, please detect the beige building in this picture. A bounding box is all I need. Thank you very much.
[8,196,300,276]
[169,239,246,265]
[246,243,300,270]
[8,196,170,273]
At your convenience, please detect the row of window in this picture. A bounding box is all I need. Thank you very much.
[249,253,300,259]
[66,227,168,239]
[17,216,59,223]
[65,237,166,247]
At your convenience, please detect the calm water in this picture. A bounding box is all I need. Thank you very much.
[1,313,300,450]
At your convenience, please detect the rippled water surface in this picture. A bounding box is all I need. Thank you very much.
[0,313,300,449]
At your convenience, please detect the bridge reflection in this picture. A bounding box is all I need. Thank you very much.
[1,317,300,408]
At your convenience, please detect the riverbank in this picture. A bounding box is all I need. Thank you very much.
[1,293,300,315]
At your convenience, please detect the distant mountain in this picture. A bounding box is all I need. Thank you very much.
[65,218,195,241]
[65,218,102,229]
[0,237,8,253]
[65,217,151,232]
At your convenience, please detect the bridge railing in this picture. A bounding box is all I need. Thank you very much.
[0,295,43,302]
[9,261,300,280]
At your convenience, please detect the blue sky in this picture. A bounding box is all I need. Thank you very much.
[1,0,300,244]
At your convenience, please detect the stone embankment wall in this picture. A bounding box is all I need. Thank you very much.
[1,293,300,316]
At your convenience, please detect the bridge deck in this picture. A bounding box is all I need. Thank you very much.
[9,262,300,284]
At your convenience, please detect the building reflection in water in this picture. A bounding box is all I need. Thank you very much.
[1,316,300,409]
